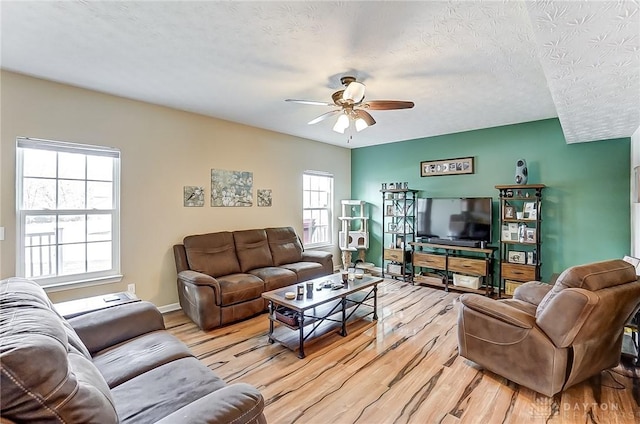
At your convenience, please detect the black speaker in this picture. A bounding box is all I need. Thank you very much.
[515,159,528,185]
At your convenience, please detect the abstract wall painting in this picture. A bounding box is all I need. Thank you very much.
[211,169,253,207]
[257,189,272,207]
[183,186,204,207]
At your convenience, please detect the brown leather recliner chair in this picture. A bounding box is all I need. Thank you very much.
[457,259,640,396]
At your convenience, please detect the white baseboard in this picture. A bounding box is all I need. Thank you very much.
[158,303,181,313]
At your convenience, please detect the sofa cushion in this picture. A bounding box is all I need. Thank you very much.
[111,356,227,424]
[0,278,117,423]
[217,273,265,306]
[93,331,194,388]
[249,267,298,291]
[234,229,275,272]
[184,232,241,277]
[280,262,326,282]
[266,227,303,266]
[536,259,636,317]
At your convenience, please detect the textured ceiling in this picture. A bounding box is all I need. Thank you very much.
[1,1,638,149]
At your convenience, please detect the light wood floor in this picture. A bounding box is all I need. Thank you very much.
[163,280,640,424]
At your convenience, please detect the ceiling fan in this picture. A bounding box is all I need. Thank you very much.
[286,76,415,134]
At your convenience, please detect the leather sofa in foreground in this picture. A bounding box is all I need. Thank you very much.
[0,277,266,424]
[457,259,640,396]
[174,226,334,330]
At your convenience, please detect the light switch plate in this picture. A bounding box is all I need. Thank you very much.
[0,227,4,241]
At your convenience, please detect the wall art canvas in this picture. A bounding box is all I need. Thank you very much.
[183,186,204,207]
[211,169,253,207]
[257,189,272,207]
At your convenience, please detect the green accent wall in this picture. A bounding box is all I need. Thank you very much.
[352,118,630,281]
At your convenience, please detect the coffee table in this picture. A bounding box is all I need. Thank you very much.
[262,273,381,358]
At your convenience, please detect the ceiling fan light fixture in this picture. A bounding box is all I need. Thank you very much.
[333,114,350,133]
[342,81,366,103]
[355,117,369,132]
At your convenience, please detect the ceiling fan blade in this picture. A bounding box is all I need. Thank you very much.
[363,100,415,110]
[354,109,376,126]
[308,109,342,125]
[285,99,333,106]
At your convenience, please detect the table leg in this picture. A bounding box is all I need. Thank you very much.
[373,285,378,320]
[340,297,347,336]
[297,312,305,359]
[268,301,274,343]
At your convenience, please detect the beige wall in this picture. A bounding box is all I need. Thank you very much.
[0,71,351,307]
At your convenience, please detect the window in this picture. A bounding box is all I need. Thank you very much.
[302,171,333,247]
[16,137,121,287]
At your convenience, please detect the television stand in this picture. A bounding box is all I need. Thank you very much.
[410,241,496,296]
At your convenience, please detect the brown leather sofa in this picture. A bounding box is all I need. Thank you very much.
[457,259,640,396]
[0,277,266,424]
[173,226,334,330]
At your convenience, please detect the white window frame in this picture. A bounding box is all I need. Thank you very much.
[302,171,334,248]
[16,137,121,289]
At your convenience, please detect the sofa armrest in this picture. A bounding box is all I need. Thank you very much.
[459,294,535,329]
[301,250,333,273]
[513,281,553,306]
[155,383,266,424]
[178,270,222,305]
[68,301,164,354]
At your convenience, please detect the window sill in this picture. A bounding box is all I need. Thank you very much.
[42,274,123,293]
[304,243,334,250]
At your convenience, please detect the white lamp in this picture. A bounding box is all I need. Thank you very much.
[355,117,369,132]
[333,114,350,133]
[342,81,366,103]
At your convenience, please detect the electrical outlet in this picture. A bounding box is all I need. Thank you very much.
[127,284,136,294]
[0,227,4,241]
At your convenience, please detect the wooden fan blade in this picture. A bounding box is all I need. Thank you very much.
[363,100,415,110]
[285,99,333,106]
[308,110,342,125]
[354,109,376,126]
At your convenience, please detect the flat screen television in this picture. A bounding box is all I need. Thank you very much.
[416,197,492,247]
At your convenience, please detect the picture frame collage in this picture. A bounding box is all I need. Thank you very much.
[503,202,538,220]
[420,156,474,177]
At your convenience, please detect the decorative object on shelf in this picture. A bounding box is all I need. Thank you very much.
[386,204,395,216]
[514,159,528,184]
[211,169,253,207]
[527,251,536,265]
[518,223,527,242]
[183,186,204,207]
[523,202,537,219]
[257,189,272,207]
[525,228,536,243]
[508,251,526,264]
[381,183,387,190]
[420,157,474,177]
[503,205,515,219]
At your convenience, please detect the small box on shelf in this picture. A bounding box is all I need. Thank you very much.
[452,274,483,289]
[505,280,524,296]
